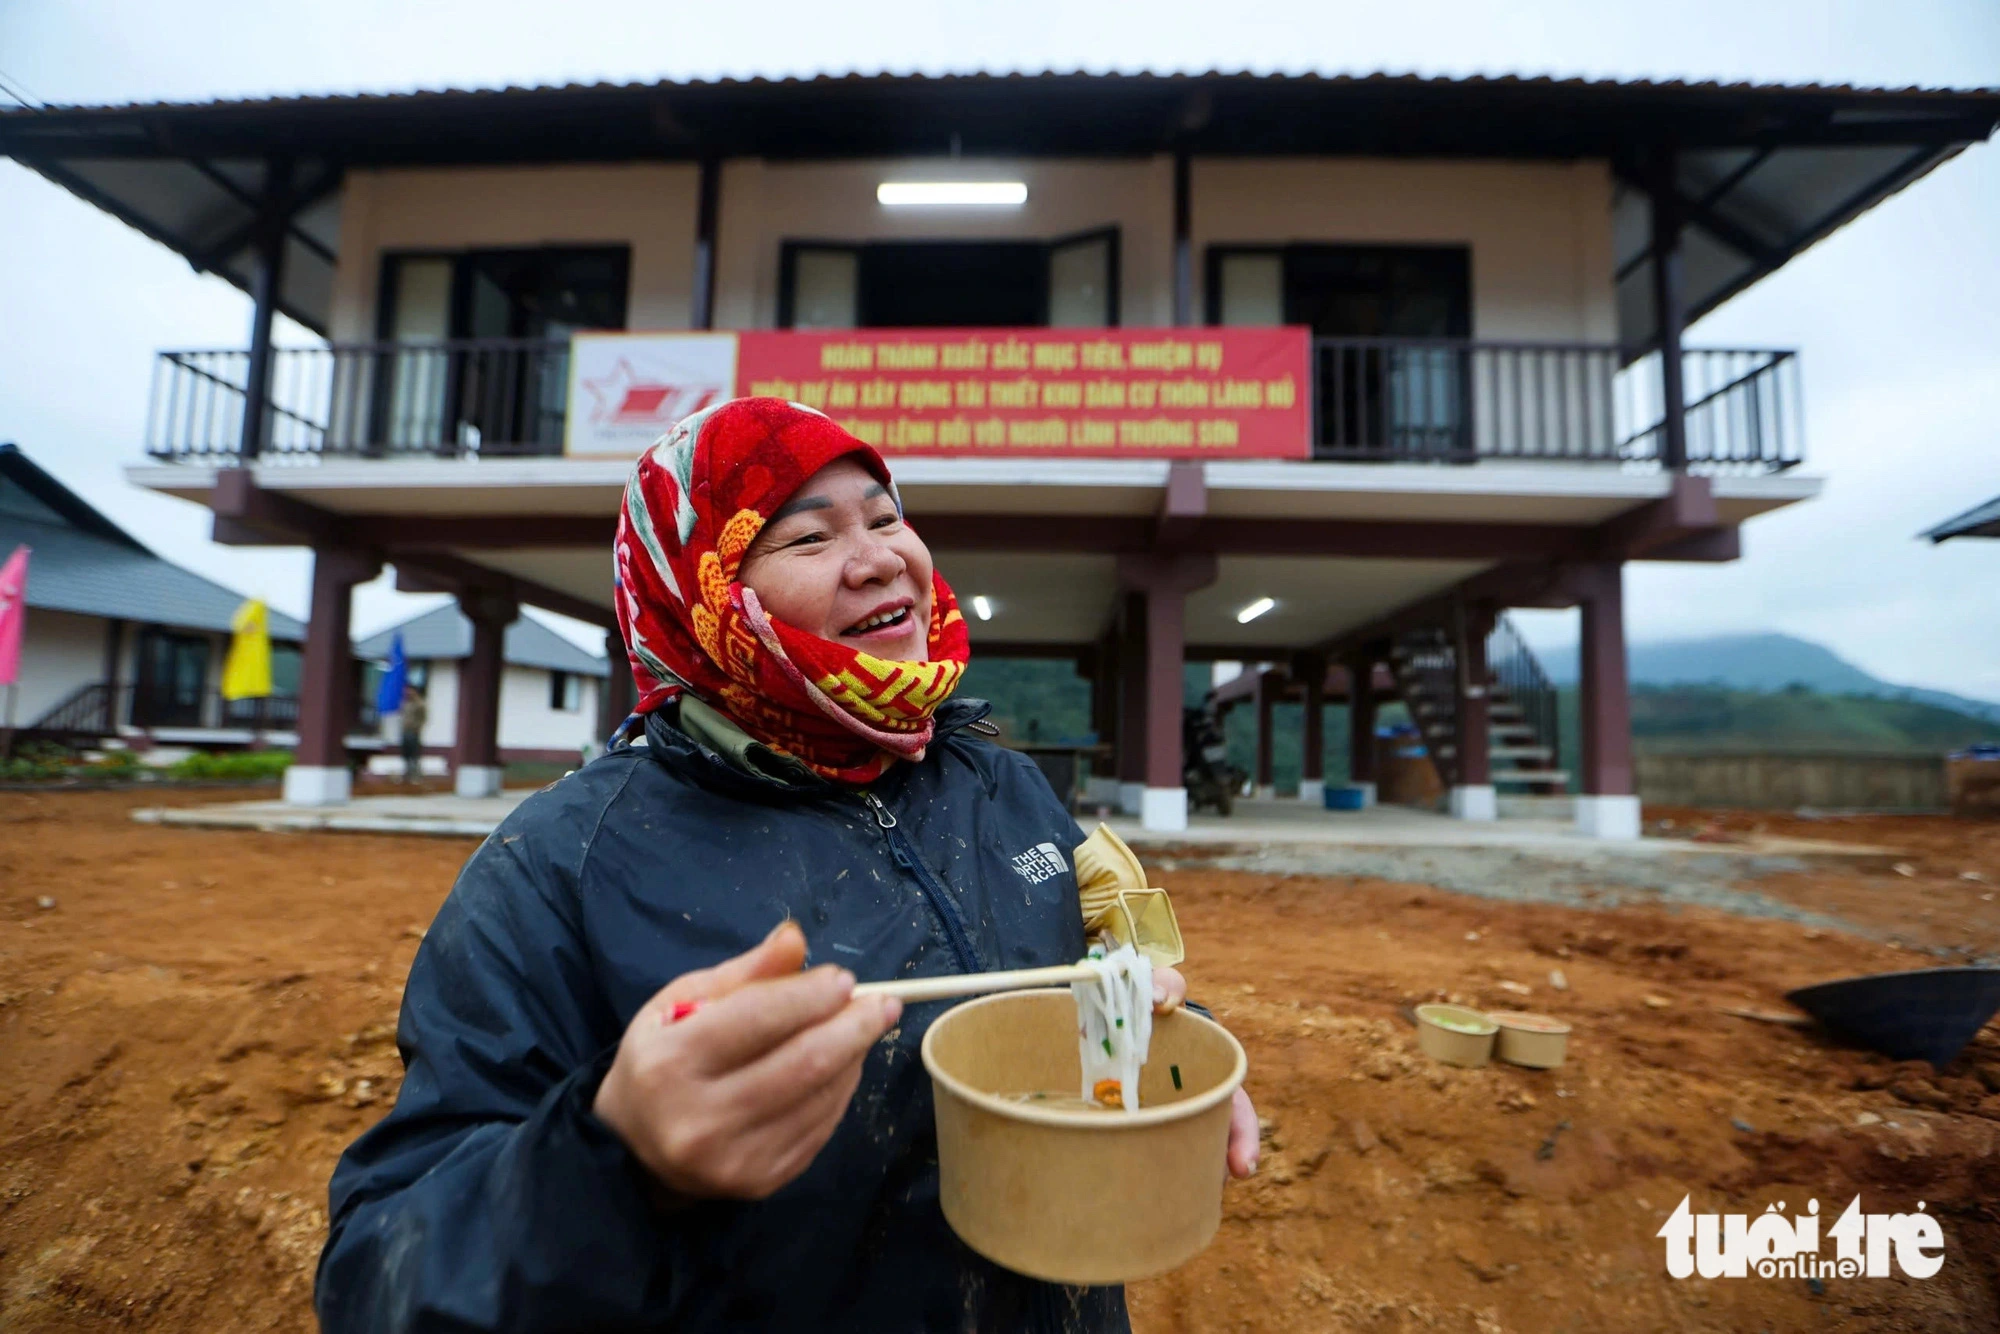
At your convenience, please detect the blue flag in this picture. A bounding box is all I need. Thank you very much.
[375,632,409,716]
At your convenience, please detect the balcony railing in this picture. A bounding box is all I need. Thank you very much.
[147,336,1802,471]
[1311,339,1801,470]
[23,682,374,738]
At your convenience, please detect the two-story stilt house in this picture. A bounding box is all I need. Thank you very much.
[6,71,1993,831]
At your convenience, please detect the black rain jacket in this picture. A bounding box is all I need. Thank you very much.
[314,698,1129,1334]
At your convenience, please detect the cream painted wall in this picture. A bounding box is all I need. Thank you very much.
[329,156,1614,342]
[711,157,1177,329]
[406,659,600,754]
[328,164,701,341]
[498,663,598,752]
[10,607,106,725]
[414,659,459,747]
[1192,159,1618,341]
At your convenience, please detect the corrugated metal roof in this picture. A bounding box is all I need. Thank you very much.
[353,603,608,677]
[12,68,1998,116]
[1923,494,2000,542]
[0,514,307,637]
[3,70,1992,346]
[0,445,305,636]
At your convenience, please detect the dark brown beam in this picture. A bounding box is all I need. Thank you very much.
[1155,460,1205,548]
[210,466,348,545]
[187,161,344,274]
[392,552,617,630]
[1592,473,1717,558]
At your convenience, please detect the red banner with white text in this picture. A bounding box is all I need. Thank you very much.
[733,327,1310,460]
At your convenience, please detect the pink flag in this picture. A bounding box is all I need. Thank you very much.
[0,545,28,687]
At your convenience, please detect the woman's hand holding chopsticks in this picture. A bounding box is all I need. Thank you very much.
[592,921,902,1201]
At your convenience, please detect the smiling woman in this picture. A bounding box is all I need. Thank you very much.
[736,455,936,663]
[317,398,1257,1334]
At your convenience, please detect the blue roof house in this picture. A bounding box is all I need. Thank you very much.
[1,443,308,749]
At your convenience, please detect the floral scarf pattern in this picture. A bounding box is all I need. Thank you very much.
[613,397,969,783]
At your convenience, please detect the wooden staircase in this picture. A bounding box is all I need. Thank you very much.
[1388,618,1566,796]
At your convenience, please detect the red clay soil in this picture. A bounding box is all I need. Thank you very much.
[3,789,1999,1332]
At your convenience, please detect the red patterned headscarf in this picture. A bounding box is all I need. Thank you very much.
[614,398,970,784]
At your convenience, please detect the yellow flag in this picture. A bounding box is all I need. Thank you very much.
[221,598,273,701]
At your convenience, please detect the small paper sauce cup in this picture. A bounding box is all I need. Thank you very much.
[1487,1010,1571,1069]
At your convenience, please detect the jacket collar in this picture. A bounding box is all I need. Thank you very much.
[636,696,994,802]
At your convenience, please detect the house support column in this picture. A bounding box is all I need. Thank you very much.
[1121,552,1217,831]
[1253,669,1276,800]
[1294,650,1327,805]
[1115,593,1148,816]
[691,156,722,330]
[1346,655,1379,809]
[453,590,518,798]
[598,628,635,747]
[1171,145,1194,325]
[239,158,292,462]
[1575,563,1640,839]
[102,617,127,734]
[1449,604,1496,821]
[1078,639,1120,809]
[287,547,379,806]
[1650,150,1690,472]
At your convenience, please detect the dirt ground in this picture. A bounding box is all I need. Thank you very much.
[4,789,2000,1332]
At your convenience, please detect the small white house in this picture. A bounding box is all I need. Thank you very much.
[2,442,308,749]
[352,603,607,768]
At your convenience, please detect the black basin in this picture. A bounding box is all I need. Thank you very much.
[1785,966,2000,1067]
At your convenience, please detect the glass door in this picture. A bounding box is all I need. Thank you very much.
[1210,244,1471,459]
[132,629,210,728]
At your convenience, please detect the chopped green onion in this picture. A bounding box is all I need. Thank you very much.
[1102,1038,1114,1056]
[1170,1065,1183,1090]
[1115,1017,1124,1028]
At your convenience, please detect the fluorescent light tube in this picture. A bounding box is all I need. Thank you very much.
[971,595,995,621]
[877,181,1027,207]
[1235,597,1276,624]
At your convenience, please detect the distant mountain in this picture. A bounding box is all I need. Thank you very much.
[1537,633,2000,723]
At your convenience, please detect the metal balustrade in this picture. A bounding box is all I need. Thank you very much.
[146,336,1802,471]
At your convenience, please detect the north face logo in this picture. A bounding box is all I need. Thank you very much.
[1011,842,1069,884]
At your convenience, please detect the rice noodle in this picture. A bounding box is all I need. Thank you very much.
[1071,943,1154,1111]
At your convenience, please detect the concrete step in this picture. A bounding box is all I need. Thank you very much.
[1492,770,1569,786]
[1498,793,1575,819]
[1491,744,1553,761]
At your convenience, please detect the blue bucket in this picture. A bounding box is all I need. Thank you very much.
[1324,785,1366,811]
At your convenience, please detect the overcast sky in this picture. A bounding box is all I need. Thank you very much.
[1,0,1996,695]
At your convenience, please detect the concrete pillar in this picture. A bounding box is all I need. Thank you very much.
[1118,553,1217,832]
[287,548,380,806]
[1576,563,1641,839]
[1347,657,1378,809]
[1253,669,1276,800]
[1295,650,1326,806]
[453,590,517,798]
[1115,593,1147,817]
[1450,606,1496,821]
[1141,582,1188,833]
[598,627,635,745]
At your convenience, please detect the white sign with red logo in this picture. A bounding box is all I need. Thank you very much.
[565,332,740,458]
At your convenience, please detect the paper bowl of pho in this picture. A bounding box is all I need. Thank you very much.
[1413,1003,1498,1068]
[920,989,1247,1284]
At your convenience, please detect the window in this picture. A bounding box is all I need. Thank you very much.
[375,246,632,452]
[778,229,1118,329]
[549,671,581,712]
[1207,243,1473,458]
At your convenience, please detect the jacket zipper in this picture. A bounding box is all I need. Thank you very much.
[860,790,984,975]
